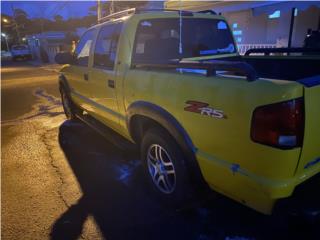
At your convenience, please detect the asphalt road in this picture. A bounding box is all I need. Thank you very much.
[1,61,319,240]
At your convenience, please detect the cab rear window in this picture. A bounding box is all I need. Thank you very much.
[132,18,236,64]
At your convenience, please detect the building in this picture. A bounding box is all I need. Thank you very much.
[165,1,320,54]
[26,31,74,63]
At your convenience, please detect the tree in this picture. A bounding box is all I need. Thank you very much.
[53,14,64,31]
[54,15,63,22]
[12,8,29,43]
[13,8,28,23]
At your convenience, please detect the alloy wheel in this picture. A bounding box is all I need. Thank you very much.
[147,144,176,194]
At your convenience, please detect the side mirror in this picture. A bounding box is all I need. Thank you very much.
[55,52,74,64]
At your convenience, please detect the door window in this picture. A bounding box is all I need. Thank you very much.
[94,23,122,70]
[74,29,95,66]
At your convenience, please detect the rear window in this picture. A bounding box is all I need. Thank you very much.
[12,45,28,50]
[132,18,236,64]
[93,23,122,70]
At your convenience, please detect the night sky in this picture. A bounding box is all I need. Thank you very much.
[1,1,98,19]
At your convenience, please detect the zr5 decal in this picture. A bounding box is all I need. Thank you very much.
[184,100,226,119]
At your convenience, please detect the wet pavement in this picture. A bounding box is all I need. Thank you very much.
[1,61,319,240]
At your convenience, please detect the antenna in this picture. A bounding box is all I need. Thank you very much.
[179,0,183,55]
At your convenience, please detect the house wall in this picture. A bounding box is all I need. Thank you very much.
[146,1,164,9]
[27,31,73,63]
[293,6,320,47]
[223,6,320,47]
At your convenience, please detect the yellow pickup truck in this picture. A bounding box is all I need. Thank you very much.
[55,9,320,215]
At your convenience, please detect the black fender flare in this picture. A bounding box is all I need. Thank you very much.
[126,101,204,183]
[58,74,71,95]
[127,101,196,154]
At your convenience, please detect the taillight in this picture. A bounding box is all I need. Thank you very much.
[251,98,304,149]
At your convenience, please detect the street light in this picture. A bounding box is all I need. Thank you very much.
[3,18,9,23]
[1,33,10,51]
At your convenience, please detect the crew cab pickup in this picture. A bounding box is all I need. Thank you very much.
[56,9,320,215]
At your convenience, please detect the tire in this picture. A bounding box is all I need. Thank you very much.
[141,127,193,207]
[60,87,77,121]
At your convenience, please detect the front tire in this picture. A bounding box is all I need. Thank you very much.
[60,87,77,121]
[141,127,193,207]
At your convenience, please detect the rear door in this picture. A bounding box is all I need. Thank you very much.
[296,78,320,177]
[88,22,123,130]
[67,29,96,110]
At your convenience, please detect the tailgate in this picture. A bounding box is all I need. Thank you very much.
[296,77,320,176]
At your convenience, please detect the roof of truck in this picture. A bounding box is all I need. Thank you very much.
[93,8,226,28]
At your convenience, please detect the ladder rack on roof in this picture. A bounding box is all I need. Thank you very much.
[98,8,217,24]
[98,8,136,23]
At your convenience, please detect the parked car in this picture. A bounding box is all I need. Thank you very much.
[56,9,320,216]
[11,44,32,61]
[1,50,12,61]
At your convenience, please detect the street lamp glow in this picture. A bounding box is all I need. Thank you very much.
[3,18,9,23]
[1,33,6,37]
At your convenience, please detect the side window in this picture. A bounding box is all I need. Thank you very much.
[74,29,95,66]
[93,23,122,70]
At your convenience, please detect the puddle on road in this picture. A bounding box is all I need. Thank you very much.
[34,88,61,105]
[88,151,140,186]
[1,87,64,127]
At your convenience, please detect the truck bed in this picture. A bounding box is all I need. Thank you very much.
[242,55,320,81]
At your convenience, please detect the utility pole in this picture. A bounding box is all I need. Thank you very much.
[110,0,114,14]
[97,0,102,22]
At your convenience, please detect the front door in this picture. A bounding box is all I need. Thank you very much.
[67,28,96,111]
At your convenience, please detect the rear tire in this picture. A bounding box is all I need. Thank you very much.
[141,127,193,208]
[60,87,77,121]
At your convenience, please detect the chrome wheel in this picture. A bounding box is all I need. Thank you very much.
[147,144,176,194]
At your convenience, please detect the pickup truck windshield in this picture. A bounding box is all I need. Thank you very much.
[132,18,236,64]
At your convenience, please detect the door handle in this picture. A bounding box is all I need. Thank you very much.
[108,79,115,88]
[84,73,89,81]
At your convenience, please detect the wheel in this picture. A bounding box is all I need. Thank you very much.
[60,87,77,121]
[141,127,193,207]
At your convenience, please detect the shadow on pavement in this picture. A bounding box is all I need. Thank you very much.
[51,121,319,240]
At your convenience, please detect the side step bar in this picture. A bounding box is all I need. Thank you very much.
[75,112,137,152]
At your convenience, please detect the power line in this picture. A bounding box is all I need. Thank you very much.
[47,4,61,19]
[48,1,69,20]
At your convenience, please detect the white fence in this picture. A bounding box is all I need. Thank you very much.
[237,44,277,55]
[47,46,61,63]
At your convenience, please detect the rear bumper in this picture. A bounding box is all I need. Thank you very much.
[196,151,320,214]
